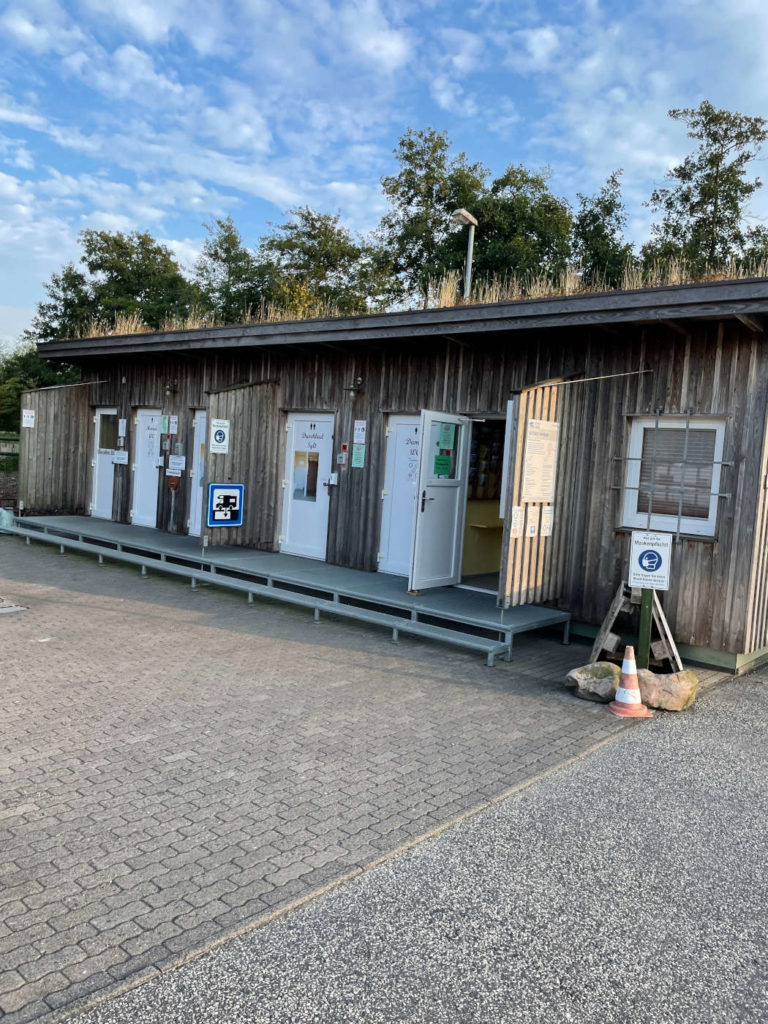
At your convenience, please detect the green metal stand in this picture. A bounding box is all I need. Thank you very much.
[637,588,653,669]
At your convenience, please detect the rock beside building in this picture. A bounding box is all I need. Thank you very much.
[637,668,699,711]
[565,661,699,711]
[564,662,620,702]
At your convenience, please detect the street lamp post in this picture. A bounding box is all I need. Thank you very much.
[451,208,478,301]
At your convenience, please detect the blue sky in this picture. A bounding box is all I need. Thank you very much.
[1,0,768,345]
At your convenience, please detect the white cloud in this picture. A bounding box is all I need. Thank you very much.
[509,25,560,71]
[338,0,411,73]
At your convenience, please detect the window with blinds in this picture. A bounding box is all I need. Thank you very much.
[622,417,725,537]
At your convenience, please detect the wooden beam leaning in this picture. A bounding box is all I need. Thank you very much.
[735,313,765,333]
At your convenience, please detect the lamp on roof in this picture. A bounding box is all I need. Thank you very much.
[451,208,478,302]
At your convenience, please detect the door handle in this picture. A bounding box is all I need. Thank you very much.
[421,490,435,512]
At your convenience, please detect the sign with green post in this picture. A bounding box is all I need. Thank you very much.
[629,531,672,669]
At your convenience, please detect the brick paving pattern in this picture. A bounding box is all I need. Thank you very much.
[1,535,632,1022]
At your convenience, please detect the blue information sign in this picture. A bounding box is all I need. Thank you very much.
[206,483,244,528]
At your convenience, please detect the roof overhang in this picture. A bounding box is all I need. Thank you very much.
[38,278,768,361]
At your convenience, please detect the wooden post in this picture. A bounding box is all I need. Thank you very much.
[637,588,653,669]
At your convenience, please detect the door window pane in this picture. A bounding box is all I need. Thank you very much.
[428,421,461,479]
[98,414,118,451]
[293,451,319,501]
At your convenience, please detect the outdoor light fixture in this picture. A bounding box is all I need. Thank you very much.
[344,376,363,398]
[451,208,478,301]
[164,379,178,396]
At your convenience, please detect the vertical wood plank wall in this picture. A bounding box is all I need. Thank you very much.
[206,383,281,548]
[18,384,90,514]
[20,318,768,655]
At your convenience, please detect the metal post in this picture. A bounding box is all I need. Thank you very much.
[638,588,653,669]
[464,223,475,300]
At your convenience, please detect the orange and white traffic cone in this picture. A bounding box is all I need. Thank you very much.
[608,645,654,718]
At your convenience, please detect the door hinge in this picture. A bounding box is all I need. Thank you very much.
[91,459,96,468]
[381,489,388,499]
[129,509,135,516]
[282,479,289,488]
[131,464,136,472]
[376,551,384,561]
[385,427,393,436]
[278,534,285,543]
[92,416,97,424]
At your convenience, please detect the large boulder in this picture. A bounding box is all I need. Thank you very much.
[638,668,698,711]
[564,662,620,703]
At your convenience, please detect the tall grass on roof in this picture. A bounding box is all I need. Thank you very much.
[72,258,768,339]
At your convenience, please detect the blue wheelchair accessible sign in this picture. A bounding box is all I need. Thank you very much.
[207,483,244,528]
[629,531,671,590]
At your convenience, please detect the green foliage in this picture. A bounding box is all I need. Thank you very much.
[78,229,199,328]
[573,171,636,287]
[645,100,768,272]
[259,207,385,314]
[380,128,488,304]
[194,217,276,322]
[438,165,573,289]
[0,342,80,433]
[25,230,200,343]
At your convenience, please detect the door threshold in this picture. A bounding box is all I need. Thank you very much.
[455,583,497,596]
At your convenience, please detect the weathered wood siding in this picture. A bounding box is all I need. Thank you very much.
[18,384,91,514]
[23,316,768,654]
[207,382,281,548]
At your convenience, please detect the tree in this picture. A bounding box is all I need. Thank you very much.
[380,128,488,305]
[78,229,199,328]
[572,171,636,287]
[645,101,768,271]
[23,263,95,345]
[438,165,573,288]
[0,342,80,433]
[259,207,379,314]
[194,217,275,323]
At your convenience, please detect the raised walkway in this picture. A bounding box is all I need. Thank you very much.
[2,515,570,666]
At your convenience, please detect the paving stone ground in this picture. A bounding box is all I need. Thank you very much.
[1,534,636,1022]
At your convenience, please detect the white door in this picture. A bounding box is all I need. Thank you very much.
[91,408,118,519]
[379,416,421,575]
[188,410,206,536]
[131,409,162,528]
[408,410,471,591]
[280,413,334,559]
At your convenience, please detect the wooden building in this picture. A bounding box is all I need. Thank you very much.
[18,278,768,671]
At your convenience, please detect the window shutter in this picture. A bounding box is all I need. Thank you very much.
[637,427,716,519]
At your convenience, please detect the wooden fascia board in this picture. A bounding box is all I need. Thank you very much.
[38,282,768,361]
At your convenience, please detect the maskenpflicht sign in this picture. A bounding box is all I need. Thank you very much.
[629,531,672,591]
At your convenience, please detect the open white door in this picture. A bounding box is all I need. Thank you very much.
[408,410,471,591]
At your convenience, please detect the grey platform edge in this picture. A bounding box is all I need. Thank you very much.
[6,519,519,666]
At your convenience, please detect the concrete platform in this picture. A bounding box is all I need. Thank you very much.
[5,515,571,665]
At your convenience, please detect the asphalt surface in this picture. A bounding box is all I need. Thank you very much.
[76,674,768,1024]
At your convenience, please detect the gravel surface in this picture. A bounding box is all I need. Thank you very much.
[77,674,768,1024]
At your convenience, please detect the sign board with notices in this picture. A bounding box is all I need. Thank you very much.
[112,450,129,465]
[510,506,524,539]
[540,506,554,537]
[351,443,366,468]
[22,409,35,428]
[520,419,559,504]
[353,420,367,445]
[206,483,244,527]
[169,415,178,435]
[167,455,186,476]
[629,531,672,591]
[525,504,540,537]
[438,422,456,450]
[209,418,230,455]
[118,418,127,437]
[433,453,451,476]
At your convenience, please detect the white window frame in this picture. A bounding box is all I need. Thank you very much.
[621,416,725,538]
